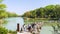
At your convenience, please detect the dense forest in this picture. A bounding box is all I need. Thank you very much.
[0,0,18,19]
[22,5,60,19]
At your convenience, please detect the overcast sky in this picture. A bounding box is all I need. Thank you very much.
[3,0,60,15]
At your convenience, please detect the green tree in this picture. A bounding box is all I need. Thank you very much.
[0,0,7,19]
[22,5,60,19]
[30,10,36,18]
[0,27,8,34]
[0,0,3,3]
[0,0,18,19]
[36,8,41,18]
[0,4,6,9]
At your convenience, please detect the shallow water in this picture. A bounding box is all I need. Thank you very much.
[40,26,54,34]
[2,17,59,34]
[3,17,24,31]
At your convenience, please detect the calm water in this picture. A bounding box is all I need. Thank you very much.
[3,17,24,31]
[2,17,59,34]
[40,26,54,34]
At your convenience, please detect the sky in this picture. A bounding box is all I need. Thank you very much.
[2,0,60,15]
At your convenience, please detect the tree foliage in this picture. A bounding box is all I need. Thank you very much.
[0,27,8,34]
[0,4,6,9]
[0,0,3,3]
[22,5,60,19]
[0,0,18,19]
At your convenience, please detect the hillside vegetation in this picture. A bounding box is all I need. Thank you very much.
[22,5,60,19]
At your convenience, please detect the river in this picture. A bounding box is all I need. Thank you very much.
[2,17,60,34]
[2,17,24,31]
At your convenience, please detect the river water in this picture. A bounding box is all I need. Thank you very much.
[40,26,55,34]
[2,17,60,34]
[3,17,24,31]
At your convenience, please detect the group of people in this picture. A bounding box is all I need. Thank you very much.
[20,22,44,34]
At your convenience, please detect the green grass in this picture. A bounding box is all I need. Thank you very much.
[24,18,59,25]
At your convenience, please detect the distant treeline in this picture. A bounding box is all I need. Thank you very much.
[0,10,18,19]
[22,5,60,19]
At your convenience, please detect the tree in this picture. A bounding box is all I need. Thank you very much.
[22,5,60,19]
[0,0,18,19]
[36,8,41,18]
[23,12,31,18]
[0,0,3,3]
[30,10,36,18]
[0,27,8,34]
[0,0,7,19]
[0,4,6,10]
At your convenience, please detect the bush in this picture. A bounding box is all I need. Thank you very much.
[0,27,8,34]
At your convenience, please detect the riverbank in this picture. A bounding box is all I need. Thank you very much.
[0,19,5,26]
[0,18,17,34]
[24,18,59,24]
[0,17,60,34]
[0,19,7,24]
[0,26,16,34]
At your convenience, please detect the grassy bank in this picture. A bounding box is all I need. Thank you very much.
[0,26,16,34]
[24,18,59,24]
[0,19,7,25]
[0,19,16,34]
